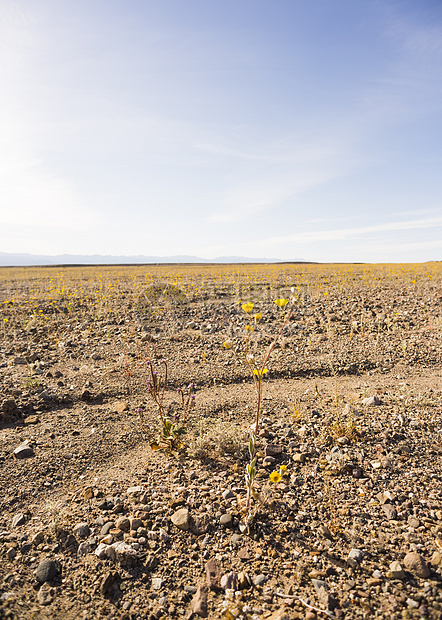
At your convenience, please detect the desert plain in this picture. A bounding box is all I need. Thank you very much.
[0,262,441,620]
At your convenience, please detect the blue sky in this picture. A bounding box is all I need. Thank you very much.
[1,0,442,262]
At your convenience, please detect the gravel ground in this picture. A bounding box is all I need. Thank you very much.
[0,266,441,620]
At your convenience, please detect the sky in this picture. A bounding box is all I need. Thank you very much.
[1,0,442,263]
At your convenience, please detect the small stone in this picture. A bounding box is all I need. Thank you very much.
[159,527,169,542]
[238,571,252,590]
[387,561,406,580]
[115,517,130,532]
[171,508,190,531]
[219,513,232,527]
[265,444,283,457]
[37,583,55,605]
[237,547,252,561]
[267,610,290,620]
[292,453,307,463]
[35,558,62,584]
[403,552,430,578]
[191,584,208,618]
[347,549,364,567]
[100,521,115,536]
[13,443,34,459]
[77,542,91,558]
[382,504,397,520]
[190,513,210,535]
[222,490,234,500]
[113,401,128,413]
[7,548,16,560]
[253,574,267,587]
[407,516,420,528]
[13,356,26,365]
[95,543,116,561]
[38,390,51,402]
[205,558,222,591]
[111,541,137,565]
[318,524,333,540]
[263,456,276,466]
[221,572,238,590]
[130,518,143,531]
[24,415,40,425]
[11,513,26,528]
[126,486,144,496]
[73,522,90,538]
[362,395,381,406]
[151,577,163,590]
[83,486,94,500]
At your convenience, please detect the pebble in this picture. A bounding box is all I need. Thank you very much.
[387,561,406,580]
[100,521,115,536]
[219,513,232,527]
[11,513,26,528]
[151,577,163,590]
[222,489,234,500]
[403,551,430,578]
[13,443,34,459]
[362,395,381,406]
[35,558,62,584]
[191,584,208,617]
[205,558,222,591]
[73,522,90,538]
[253,574,267,586]
[382,504,397,520]
[347,548,364,567]
[37,583,55,605]
[171,507,190,531]
[77,542,91,558]
[221,572,238,590]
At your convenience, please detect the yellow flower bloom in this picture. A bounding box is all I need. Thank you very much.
[241,302,254,314]
[254,312,262,323]
[280,464,287,473]
[274,298,289,308]
[244,325,254,333]
[252,368,268,376]
[150,442,160,451]
[269,471,281,484]
[223,340,232,349]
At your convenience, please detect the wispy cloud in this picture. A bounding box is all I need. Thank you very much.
[253,216,442,247]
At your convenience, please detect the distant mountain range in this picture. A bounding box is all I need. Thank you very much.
[0,252,308,267]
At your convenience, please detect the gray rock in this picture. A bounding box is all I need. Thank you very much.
[111,541,138,565]
[265,444,283,457]
[77,542,91,558]
[382,504,397,520]
[115,517,130,532]
[171,508,190,531]
[253,574,267,586]
[37,583,55,606]
[222,489,234,500]
[35,558,62,584]
[13,443,34,459]
[73,522,90,538]
[100,521,115,536]
[387,561,406,579]
[11,513,26,528]
[219,513,232,527]
[347,548,364,567]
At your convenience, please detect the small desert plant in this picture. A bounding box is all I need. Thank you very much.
[223,295,294,524]
[187,419,246,459]
[141,359,195,452]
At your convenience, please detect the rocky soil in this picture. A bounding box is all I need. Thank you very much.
[1,266,442,620]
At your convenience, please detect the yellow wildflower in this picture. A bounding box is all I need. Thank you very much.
[223,340,233,349]
[241,302,254,314]
[280,464,287,473]
[252,368,268,376]
[274,298,289,308]
[269,471,281,484]
[254,312,262,323]
[244,325,254,333]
